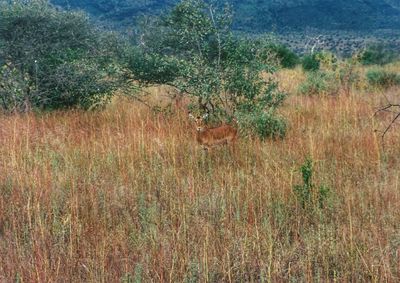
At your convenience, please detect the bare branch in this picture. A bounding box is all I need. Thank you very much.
[374,97,400,150]
[381,111,400,140]
[373,104,399,117]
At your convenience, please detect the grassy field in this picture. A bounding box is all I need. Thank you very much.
[0,68,400,282]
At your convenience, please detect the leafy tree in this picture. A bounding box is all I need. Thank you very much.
[0,0,124,112]
[128,0,287,139]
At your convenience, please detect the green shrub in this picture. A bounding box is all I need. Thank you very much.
[264,43,299,69]
[293,158,331,210]
[316,51,337,71]
[302,53,320,72]
[298,71,337,96]
[237,109,286,140]
[235,81,287,140]
[359,45,398,66]
[128,49,183,85]
[299,56,361,96]
[0,1,124,112]
[366,69,400,89]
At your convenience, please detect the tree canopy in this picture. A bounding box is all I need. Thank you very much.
[128,0,287,138]
[0,0,124,112]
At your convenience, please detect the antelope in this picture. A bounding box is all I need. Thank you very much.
[189,112,237,151]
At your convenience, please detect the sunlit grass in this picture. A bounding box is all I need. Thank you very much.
[1,71,400,281]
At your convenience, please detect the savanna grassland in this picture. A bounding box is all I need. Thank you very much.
[1,65,400,282]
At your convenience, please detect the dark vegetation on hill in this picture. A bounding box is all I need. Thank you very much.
[51,0,400,32]
[51,0,175,24]
[233,0,400,36]
[49,0,400,56]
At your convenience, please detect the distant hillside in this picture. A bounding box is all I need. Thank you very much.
[51,0,175,24]
[234,0,400,32]
[51,0,400,32]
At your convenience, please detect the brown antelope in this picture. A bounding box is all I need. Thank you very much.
[189,112,237,151]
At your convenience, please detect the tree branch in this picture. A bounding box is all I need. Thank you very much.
[374,102,400,149]
[373,104,400,117]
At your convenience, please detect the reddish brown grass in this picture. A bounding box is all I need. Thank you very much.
[0,85,400,282]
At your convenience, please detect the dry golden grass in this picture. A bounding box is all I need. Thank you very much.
[1,74,400,282]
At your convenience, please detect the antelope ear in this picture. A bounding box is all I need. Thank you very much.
[202,113,209,119]
[188,112,195,120]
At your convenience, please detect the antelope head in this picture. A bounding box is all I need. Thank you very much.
[189,112,208,132]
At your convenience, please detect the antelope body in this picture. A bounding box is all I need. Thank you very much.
[189,113,237,150]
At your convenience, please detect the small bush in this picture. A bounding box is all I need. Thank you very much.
[298,56,361,96]
[236,83,287,139]
[366,69,400,89]
[264,44,299,69]
[298,71,338,96]
[293,158,331,210]
[237,109,286,140]
[302,53,320,72]
[316,51,337,71]
[359,45,398,66]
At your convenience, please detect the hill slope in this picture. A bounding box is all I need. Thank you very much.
[51,0,400,32]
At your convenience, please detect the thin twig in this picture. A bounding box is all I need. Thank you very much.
[381,111,400,141]
[373,102,400,151]
[373,104,397,117]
